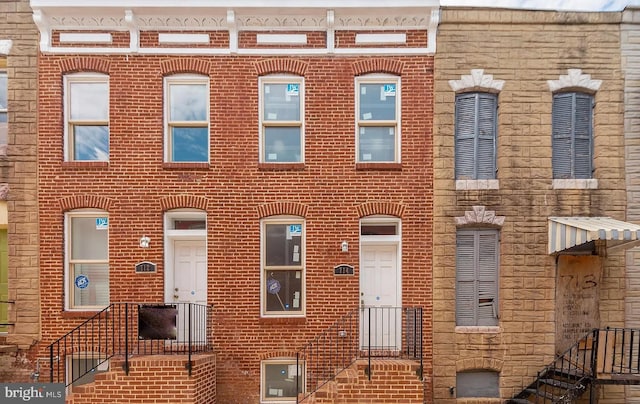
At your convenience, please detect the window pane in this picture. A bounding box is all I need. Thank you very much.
[72,263,109,307]
[361,224,397,236]
[264,83,300,121]
[70,356,107,387]
[265,270,302,312]
[171,127,208,162]
[359,126,395,162]
[359,83,396,121]
[0,72,8,111]
[73,125,109,161]
[456,371,499,397]
[264,127,301,162]
[70,82,108,121]
[265,224,303,266]
[71,217,108,260]
[264,362,302,399]
[173,220,206,230]
[170,83,207,121]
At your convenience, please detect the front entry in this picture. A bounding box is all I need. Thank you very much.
[167,239,207,343]
[360,243,401,350]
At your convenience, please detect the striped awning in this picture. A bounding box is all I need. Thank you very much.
[548,217,640,255]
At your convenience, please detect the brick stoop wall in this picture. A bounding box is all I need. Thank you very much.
[304,359,424,404]
[66,354,216,404]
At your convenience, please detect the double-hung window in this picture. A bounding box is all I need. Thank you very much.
[356,75,400,163]
[552,92,593,179]
[165,75,209,163]
[456,229,499,326]
[66,210,109,310]
[262,218,304,316]
[261,359,304,402]
[64,74,109,161]
[454,92,497,180]
[260,76,304,163]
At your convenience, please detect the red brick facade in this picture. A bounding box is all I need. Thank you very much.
[34,4,436,401]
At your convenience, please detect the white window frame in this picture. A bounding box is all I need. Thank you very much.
[259,75,305,163]
[63,73,110,162]
[164,74,210,163]
[260,216,305,318]
[355,74,401,163]
[65,209,109,311]
[260,358,305,403]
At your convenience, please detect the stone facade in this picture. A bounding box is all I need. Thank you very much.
[0,0,39,380]
[434,8,627,402]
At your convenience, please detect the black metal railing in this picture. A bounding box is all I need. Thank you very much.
[47,302,212,387]
[296,306,423,403]
[595,327,640,378]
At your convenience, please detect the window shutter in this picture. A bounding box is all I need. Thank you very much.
[552,93,573,179]
[574,93,593,179]
[477,230,499,326]
[456,232,477,326]
[455,94,477,180]
[477,94,497,180]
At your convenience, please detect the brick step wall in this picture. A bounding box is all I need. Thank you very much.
[66,353,217,404]
[304,359,425,404]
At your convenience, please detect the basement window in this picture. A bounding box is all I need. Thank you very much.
[456,370,499,398]
[261,359,304,403]
[66,352,108,387]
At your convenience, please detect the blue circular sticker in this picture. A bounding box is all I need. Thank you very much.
[267,278,281,294]
[75,275,89,289]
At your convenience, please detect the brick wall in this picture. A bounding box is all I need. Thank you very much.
[37,53,434,402]
[67,354,216,404]
[434,8,625,402]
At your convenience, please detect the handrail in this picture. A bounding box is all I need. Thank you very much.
[47,302,213,387]
[296,306,423,403]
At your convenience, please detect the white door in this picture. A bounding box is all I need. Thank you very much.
[172,240,207,343]
[360,244,400,351]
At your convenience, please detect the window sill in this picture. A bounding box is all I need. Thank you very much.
[455,326,501,334]
[258,163,305,171]
[162,162,210,170]
[62,310,103,319]
[259,317,306,326]
[62,161,109,170]
[355,163,402,171]
[455,179,499,190]
[552,179,598,189]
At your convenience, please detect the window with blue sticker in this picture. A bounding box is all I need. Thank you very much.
[263,219,304,316]
[260,76,304,163]
[356,75,400,163]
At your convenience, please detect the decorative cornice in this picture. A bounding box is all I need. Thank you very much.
[455,206,505,227]
[449,69,504,93]
[547,69,602,93]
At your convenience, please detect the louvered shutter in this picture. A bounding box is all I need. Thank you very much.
[574,93,593,179]
[477,230,499,326]
[455,94,477,180]
[477,94,497,180]
[552,93,573,179]
[456,232,477,326]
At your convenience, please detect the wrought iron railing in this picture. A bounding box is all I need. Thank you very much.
[296,306,423,403]
[47,302,212,387]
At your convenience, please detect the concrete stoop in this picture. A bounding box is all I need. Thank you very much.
[304,359,425,404]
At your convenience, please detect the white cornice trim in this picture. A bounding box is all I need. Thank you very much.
[30,3,440,55]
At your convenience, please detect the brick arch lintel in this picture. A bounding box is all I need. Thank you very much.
[59,195,114,212]
[160,195,209,212]
[59,57,111,74]
[160,58,212,76]
[352,58,404,76]
[259,350,299,360]
[257,202,309,219]
[254,59,309,76]
[456,357,504,372]
[357,201,405,219]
